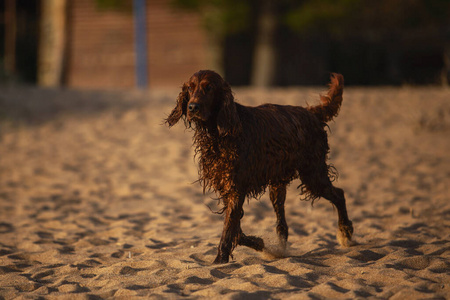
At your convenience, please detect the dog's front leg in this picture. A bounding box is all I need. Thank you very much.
[213,194,245,264]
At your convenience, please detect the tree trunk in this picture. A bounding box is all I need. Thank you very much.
[251,0,277,87]
[4,0,16,77]
[441,45,449,87]
[38,0,67,87]
[207,34,225,76]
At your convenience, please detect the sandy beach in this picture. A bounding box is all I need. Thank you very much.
[0,85,449,299]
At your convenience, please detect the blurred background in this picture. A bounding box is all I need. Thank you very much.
[0,0,449,89]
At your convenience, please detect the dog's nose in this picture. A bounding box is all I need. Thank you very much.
[188,103,200,113]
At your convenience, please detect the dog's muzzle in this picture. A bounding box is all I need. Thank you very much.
[188,102,200,114]
[187,102,205,121]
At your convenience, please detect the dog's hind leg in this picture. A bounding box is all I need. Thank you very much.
[269,184,289,250]
[299,164,354,247]
[321,185,354,246]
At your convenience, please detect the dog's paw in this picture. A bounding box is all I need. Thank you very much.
[278,236,287,252]
[239,234,265,251]
[337,221,355,247]
[212,253,230,264]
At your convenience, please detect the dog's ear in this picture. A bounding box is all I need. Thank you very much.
[166,83,189,127]
[216,81,242,136]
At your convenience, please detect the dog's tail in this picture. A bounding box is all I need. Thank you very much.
[308,73,344,123]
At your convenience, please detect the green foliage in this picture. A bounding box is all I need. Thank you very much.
[285,0,361,34]
[285,0,450,35]
[94,0,131,12]
[171,0,251,37]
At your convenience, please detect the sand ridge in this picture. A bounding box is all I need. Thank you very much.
[0,85,449,299]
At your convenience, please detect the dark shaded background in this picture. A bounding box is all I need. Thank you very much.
[1,0,449,87]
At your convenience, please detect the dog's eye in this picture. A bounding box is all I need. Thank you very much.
[205,85,212,92]
[188,86,193,92]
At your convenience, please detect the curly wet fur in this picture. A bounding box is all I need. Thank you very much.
[166,70,353,264]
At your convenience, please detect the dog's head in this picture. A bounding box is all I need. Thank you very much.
[166,70,241,135]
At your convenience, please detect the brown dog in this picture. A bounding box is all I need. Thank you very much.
[166,70,353,264]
